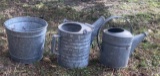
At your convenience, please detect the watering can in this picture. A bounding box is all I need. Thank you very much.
[51,16,105,69]
[97,16,148,68]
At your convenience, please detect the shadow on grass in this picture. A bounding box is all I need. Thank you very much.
[0,0,160,75]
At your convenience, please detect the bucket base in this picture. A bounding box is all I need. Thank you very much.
[10,55,43,64]
[100,59,127,69]
[58,60,88,69]
[59,62,88,69]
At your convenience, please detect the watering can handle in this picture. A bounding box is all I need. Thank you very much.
[104,16,133,33]
[97,16,133,51]
[51,34,60,55]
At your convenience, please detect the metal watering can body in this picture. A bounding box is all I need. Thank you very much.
[51,16,105,69]
[98,16,148,68]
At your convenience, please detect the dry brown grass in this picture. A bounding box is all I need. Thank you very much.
[0,0,159,76]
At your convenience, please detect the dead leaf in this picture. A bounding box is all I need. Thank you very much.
[43,57,51,63]
[49,64,57,68]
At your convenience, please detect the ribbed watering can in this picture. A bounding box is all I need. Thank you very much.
[97,16,148,68]
[51,16,105,69]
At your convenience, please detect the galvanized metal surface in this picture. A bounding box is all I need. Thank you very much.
[90,16,105,43]
[98,16,148,68]
[52,22,92,69]
[4,16,48,64]
[51,16,105,69]
[58,30,91,69]
[100,28,132,68]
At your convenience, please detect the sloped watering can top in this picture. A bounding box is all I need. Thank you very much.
[61,16,105,44]
[58,22,92,34]
[103,27,133,38]
[97,16,148,55]
[4,16,48,33]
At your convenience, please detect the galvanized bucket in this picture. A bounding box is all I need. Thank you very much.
[51,22,92,69]
[4,16,48,64]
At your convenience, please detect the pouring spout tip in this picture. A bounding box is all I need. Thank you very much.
[144,32,149,36]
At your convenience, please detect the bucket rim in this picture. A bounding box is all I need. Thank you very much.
[4,16,48,33]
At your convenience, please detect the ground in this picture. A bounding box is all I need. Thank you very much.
[0,0,160,76]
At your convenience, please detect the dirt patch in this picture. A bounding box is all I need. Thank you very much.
[0,0,160,76]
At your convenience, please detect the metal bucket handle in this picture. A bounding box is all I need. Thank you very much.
[97,16,133,51]
[51,34,60,55]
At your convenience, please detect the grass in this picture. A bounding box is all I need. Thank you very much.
[0,0,160,76]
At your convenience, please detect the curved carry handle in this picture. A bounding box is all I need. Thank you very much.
[97,16,133,51]
[104,16,133,33]
[51,34,60,55]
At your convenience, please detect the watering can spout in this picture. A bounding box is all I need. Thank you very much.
[90,16,105,43]
[130,32,148,54]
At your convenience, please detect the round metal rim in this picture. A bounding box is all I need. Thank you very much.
[4,16,48,34]
[58,22,92,35]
